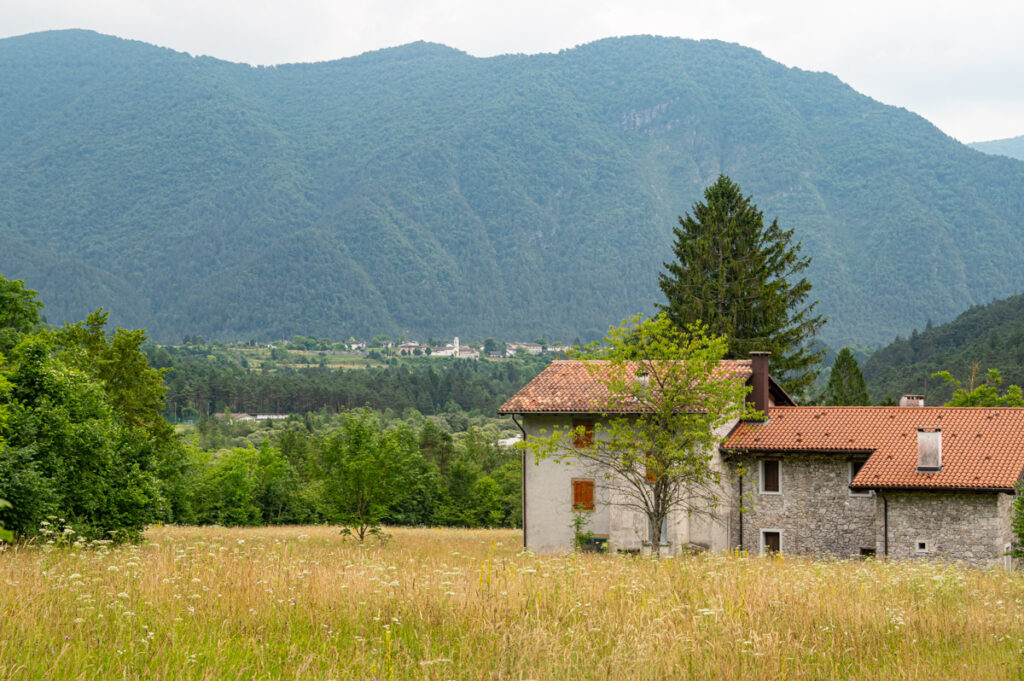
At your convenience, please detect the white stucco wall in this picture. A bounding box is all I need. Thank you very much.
[519,413,739,553]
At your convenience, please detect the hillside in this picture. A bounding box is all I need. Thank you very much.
[863,293,1024,404]
[970,134,1024,160]
[3,30,1024,345]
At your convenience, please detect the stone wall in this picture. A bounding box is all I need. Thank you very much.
[728,453,876,557]
[880,491,1012,566]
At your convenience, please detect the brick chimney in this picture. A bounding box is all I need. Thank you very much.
[900,394,925,407]
[917,428,942,472]
[750,352,771,420]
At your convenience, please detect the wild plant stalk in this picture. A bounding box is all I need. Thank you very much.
[1,525,1022,680]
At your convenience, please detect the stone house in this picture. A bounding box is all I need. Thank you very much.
[500,358,1024,566]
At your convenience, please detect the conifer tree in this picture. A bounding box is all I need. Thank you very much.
[658,175,825,395]
[823,347,870,405]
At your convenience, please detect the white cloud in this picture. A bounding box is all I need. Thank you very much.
[1,0,1021,141]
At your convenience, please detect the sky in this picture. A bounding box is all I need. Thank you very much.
[1,0,1021,143]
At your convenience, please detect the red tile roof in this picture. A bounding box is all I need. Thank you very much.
[723,406,1024,491]
[498,359,790,415]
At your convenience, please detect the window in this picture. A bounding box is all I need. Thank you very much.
[572,419,594,449]
[571,479,595,512]
[859,548,876,558]
[760,459,781,494]
[916,540,928,553]
[761,530,782,555]
[849,460,871,496]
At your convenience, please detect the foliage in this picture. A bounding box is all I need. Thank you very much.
[0,276,43,354]
[524,313,751,546]
[0,499,11,543]
[658,175,825,397]
[4,34,1024,349]
[821,347,870,405]
[864,293,1024,404]
[319,409,428,541]
[931,366,1024,407]
[1012,482,1024,559]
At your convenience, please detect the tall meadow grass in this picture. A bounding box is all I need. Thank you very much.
[1,525,1022,680]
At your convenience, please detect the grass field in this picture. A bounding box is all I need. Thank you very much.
[2,526,1023,680]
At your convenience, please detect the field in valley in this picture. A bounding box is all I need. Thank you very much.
[2,525,1023,680]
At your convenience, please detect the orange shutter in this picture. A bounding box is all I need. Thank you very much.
[572,479,595,511]
[573,420,594,449]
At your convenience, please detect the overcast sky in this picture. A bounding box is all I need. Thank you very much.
[2,0,1021,143]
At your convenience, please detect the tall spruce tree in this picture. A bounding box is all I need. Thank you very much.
[658,175,825,395]
[822,347,870,405]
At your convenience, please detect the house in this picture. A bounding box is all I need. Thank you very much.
[498,356,794,555]
[500,357,1024,566]
[506,341,544,356]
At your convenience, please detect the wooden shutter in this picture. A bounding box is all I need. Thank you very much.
[572,479,595,511]
[572,419,594,449]
[762,460,780,493]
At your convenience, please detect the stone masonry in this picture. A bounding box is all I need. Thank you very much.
[729,453,877,557]
[879,491,1014,566]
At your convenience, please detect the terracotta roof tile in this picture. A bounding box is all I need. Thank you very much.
[498,359,764,414]
[723,406,1024,491]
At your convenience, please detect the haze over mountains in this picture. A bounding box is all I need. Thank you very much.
[971,135,1024,161]
[2,30,1024,346]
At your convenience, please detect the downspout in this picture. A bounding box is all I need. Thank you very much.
[738,473,744,552]
[512,413,528,550]
[882,492,889,558]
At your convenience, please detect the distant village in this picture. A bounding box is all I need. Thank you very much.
[260,335,574,360]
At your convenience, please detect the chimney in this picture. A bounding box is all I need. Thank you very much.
[917,428,942,472]
[900,394,925,407]
[750,352,771,420]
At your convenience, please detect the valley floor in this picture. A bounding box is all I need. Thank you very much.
[1,526,1022,680]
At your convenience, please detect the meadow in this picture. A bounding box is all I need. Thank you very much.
[2,526,1023,680]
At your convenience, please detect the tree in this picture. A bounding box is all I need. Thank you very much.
[0,276,43,354]
[658,175,825,396]
[319,409,423,541]
[822,347,870,405]
[522,313,752,547]
[932,365,1024,407]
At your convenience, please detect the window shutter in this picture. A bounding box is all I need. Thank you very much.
[572,420,594,449]
[572,479,595,511]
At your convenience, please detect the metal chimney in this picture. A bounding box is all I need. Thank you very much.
[917,428,942,472]
[750,352,771,420]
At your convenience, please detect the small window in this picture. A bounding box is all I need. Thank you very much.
[916,540,928,553]
[859,548,876,558]
[571,479,595,512]
[849,460,871,496]
[760,459,781,494]
[761,530,781,555]
[572,419,594,449]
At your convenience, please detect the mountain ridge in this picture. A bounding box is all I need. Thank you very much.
[2,30,1024,344]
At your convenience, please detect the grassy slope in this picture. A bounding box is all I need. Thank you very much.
[2,525,1022,680]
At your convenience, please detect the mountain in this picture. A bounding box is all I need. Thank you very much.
[3,30,1024,345]
[863,293,1024,404]
[970,134,1024,160]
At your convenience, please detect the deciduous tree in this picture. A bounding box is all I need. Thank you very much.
[522,313,752,547]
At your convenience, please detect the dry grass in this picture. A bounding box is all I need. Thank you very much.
[2,525,1023,680]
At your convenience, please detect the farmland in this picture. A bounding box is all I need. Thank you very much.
[2,526,1023,680]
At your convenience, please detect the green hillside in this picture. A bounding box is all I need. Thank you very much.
[863,293,1024,404]
[3,30,1024,345]
[970,134,1024,160]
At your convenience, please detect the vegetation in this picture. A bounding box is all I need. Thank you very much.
[863,292,1024,403]
[970,134,1024,161]
[658,175,825,395]
[2,525,1023,680]
[524,314,751,546]
[821,347,870,405]
[931,366,1024,407]
[3,33,1024,348]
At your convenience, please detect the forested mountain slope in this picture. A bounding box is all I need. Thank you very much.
[863,293,1024,404]
[970,134,1024,160]
[3,30,1024,345]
